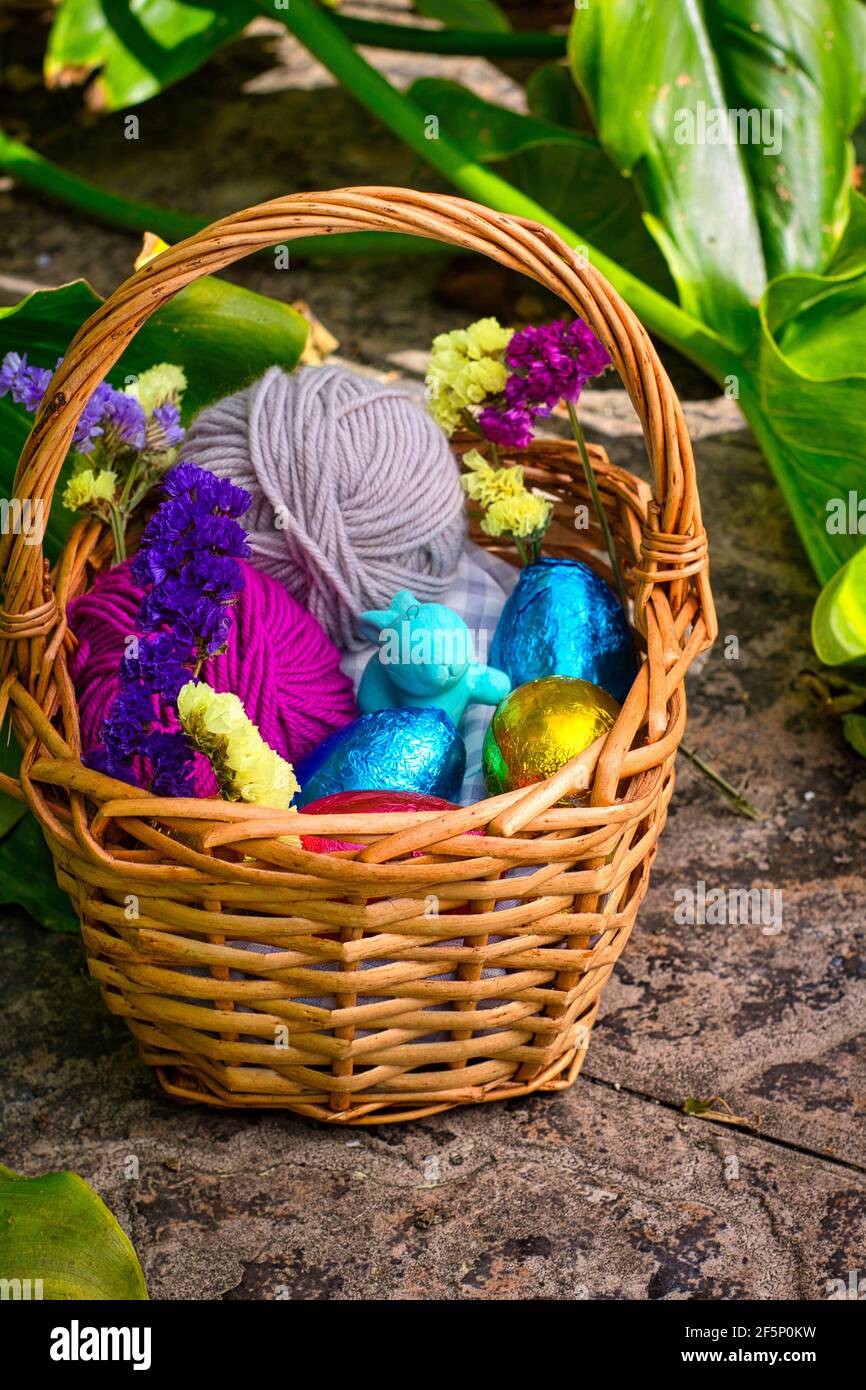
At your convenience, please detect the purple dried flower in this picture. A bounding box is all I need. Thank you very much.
[146,730,196,798]
[134,505,250,592]
[103,390,147,449]
[478,403,536,449]
[101,682,156,764]
[193,513,252,557]
[73,382,113,453]
[0,351,25,397]
[150,402,185,448]
[162,462,250,519]
[0,352,53,413]
[185,553,245,602]
[139,580,225,639]
[85,746,139,785]
[95,462,250,792]
[504,319,611,414]
[20,365,52,413]
[470,319,611,452]
[122,632,190,701]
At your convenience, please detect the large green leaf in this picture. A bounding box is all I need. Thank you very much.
[702,1,866,279]
[0,813,79,934]
[409,76,676,295]
[0,1166,148,1300]
[46,0,254,111]
[755,234,866,584]
[564,0,866,705]
[568,0,765,347]
[525,60,593,134]
[0,273,308,562]
[568,0,866,348]
[812,546,866,666]
[0,713,28,840]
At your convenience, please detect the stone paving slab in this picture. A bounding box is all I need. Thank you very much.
[2,916,864,1301]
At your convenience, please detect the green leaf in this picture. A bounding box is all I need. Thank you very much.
[755,242,866,584]
[45,0,254,112]
[568,0,766,347]
[701,1,866,279]
[0,1166,148,1300]
[526,61,592,134]
[812,545,866,666]
[0,274,308,561]
[568,0,866,347]
[409,77,676,295]
[843,712,866,757]
[413,0,510,33]
[0,812,79,933]
[0,712,28,841]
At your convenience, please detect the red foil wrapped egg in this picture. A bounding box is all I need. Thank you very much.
[301,790,461,854]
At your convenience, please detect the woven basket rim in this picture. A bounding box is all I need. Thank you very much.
[0,186,716,823]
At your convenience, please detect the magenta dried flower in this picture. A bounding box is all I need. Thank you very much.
[470,319,610,452]
[504,319,611,417]
[477,403,536,449]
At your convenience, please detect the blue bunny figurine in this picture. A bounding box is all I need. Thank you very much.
[358,590,511,725]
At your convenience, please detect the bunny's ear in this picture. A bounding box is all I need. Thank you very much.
[359,609,393,632]
[390,590,418,614]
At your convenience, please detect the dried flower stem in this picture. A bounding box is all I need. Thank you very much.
[107,505,127,566]
[566,401,632,624]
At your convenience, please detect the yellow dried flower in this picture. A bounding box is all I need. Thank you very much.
[178,682,300,834]
[126,363,187,412]
[62,468,117,512]
[481,491,553,540]
[461,450,526,507]
[464,317,513,358]
[426,318,513,437]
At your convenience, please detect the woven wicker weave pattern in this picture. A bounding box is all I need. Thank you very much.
[0,189,716,1123]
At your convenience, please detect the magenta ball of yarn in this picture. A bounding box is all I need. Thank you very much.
[68,558,358,794]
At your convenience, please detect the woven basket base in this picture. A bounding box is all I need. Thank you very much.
[147,1005,597,1124]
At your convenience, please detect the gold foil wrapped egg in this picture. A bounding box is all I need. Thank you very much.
[483,676,621,801]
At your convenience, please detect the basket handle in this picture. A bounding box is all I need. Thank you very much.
[0,187,715,665]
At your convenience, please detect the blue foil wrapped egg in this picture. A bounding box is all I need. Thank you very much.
[491,556,637,704]
[295,707,466,807]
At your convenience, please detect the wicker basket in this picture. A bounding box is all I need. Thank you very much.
[0,188,716,1124]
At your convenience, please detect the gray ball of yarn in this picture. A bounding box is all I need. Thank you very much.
[184,363,467,650]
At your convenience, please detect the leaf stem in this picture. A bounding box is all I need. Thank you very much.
[330,14,568,57]
[0,125,456,261]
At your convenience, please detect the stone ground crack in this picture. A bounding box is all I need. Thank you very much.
[582,1069,866,1177]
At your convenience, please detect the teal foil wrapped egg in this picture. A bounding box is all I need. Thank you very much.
[296,707,465,807]
[491,556,637,704]
[483,675,620,801]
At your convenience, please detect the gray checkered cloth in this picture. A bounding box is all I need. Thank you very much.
[340,543,518,805]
